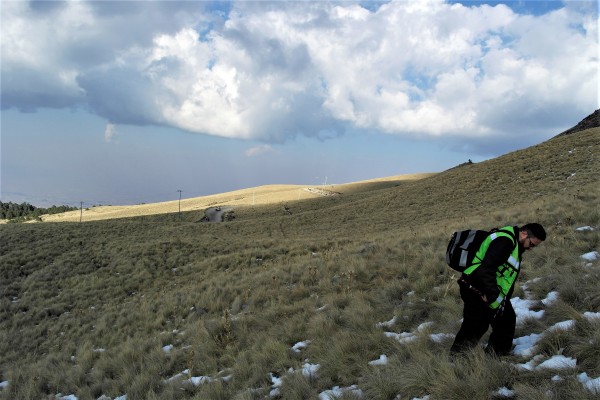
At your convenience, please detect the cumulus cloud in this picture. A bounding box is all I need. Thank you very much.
[1,0,597,148]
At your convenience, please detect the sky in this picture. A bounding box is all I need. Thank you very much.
[1,0,598,207]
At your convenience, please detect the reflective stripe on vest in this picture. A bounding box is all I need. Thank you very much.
[508,255,520,270]
[490,294,505,309]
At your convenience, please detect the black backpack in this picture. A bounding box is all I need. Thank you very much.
[445,228,515,272]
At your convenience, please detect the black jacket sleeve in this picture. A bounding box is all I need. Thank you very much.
[467,236,514,302]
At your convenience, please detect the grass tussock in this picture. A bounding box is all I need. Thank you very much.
[0,128,599,399]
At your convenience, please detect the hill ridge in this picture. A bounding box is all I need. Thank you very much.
[28,109,600,223]
[557,108,599,136]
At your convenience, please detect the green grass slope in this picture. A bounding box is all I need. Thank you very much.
[0,128,598,399]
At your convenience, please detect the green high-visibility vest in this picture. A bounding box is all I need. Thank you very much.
[463,226,520,309]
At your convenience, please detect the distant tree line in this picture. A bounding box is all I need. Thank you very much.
[0,201,78,222]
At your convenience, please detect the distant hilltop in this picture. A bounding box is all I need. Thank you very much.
[557,109,599,136]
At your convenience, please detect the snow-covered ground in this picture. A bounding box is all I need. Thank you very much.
[2,227,598,400]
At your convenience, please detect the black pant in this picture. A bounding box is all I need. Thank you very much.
[450,283,516,356]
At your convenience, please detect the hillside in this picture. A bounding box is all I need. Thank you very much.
[32,109,599,226]
[0,126,598,399]
[37,123,598,230]
[557,109,599,136]
[37,173,435,223]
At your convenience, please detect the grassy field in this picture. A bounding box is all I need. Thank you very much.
[0,128,599,399]
[36,173,435,223]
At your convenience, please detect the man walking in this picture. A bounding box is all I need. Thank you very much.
[450,223,546,356]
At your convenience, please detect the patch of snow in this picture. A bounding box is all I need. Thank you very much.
[548,320,575,332]
[578,372,600,394]
[513,333,542,357]
[520,278,541,291]
[417,321,434,332]
[516,355,544,371]
[165,369,230,387]
[318,385,363,399]
[581,251,599,261]
[368,354,388,366]
[384,322,450,345]
[302,363,320,378]
[165,369,189,383]
[376,316,397,328]
[576,226,596,231]
[494,386,514,397]
[267,363,321,397]
[429,333,453,343]
[269,373,283,397]
[292,340,311,353]
[384,331,417,344]
[97,396,111,400]
[541,291,559,306]
[584,312,600,320]
[511,297,544,326]
[188,376,212,386]
[536,355,577,370]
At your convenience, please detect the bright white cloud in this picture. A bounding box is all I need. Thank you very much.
[1,0,597,146]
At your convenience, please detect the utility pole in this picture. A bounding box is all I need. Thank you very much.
[80,201,83,223]
[177,190,182,219]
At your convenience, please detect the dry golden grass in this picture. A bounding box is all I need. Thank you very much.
[39,173,434,223]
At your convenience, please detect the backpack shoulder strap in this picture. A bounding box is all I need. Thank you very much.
[490,227,517,246]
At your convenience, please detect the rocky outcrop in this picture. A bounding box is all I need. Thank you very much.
[557,109,599,136]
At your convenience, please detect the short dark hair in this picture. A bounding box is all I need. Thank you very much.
[521,223,546,241]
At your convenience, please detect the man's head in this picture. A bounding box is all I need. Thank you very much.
[518,223,546,251]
